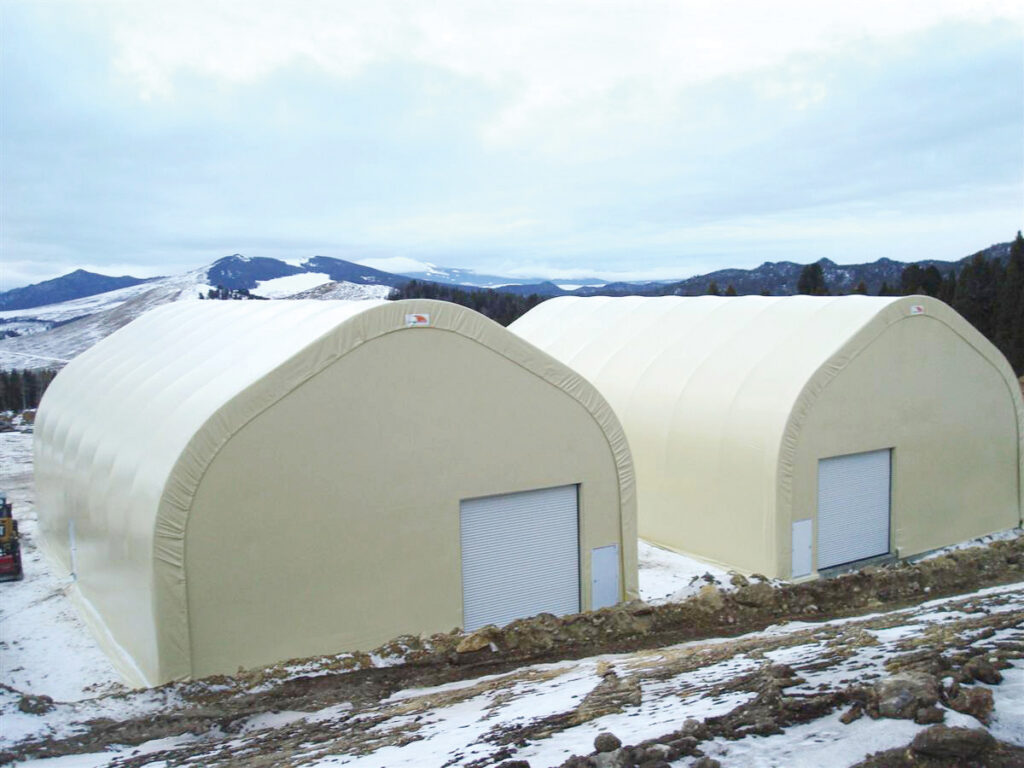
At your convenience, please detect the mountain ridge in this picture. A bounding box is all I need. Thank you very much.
[0,269,158,312]
[5,240,1011,311]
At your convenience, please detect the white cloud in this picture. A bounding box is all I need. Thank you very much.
[103,0,1024,136]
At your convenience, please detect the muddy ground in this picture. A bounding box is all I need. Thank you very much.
[3,537,1023,767]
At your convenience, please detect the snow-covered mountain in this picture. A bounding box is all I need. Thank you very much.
[0,258,392,370]
[353,255,606,289]
[0,269,156,312]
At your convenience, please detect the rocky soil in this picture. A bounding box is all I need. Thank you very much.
[3,537,1023,767]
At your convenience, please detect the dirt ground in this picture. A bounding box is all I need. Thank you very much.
[3,536,1023,767]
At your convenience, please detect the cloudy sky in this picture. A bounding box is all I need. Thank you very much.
[1,1,1022,289]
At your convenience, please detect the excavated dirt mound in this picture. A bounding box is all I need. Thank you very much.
[3,536,1022,766]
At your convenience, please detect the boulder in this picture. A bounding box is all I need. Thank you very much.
[947,686,994,724]
[910,725,996,759]
[963,655,1002,685]
[913,705,945,724]
[594,732,622,753]
[733,583,775,609]
[870,673,939,719]
[455,625,500,654]
[839,704,864,724]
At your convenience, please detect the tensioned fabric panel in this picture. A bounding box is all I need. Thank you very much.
[817,449,891,569]
[35,299,637,685]
[509,296,896,574]
[510,294,1024,577]
[460,485,580,631]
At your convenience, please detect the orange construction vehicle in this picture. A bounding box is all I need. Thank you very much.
[0,492,23,582]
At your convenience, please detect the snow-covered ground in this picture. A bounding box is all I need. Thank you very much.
[0,433,122,701]
[2,429,1022,767]
[0,431,729,702]
[0,266,390,370]
[637,540,731,602]
[252,273,334,298]
[0,282,161,325]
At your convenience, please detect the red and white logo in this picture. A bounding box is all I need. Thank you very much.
[405,313,431,327]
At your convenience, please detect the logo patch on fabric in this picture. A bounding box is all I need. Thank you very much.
[909,305,925,316]
[405,313,431,327]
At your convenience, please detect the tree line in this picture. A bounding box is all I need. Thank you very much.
[0,368,58,412]
[4,234,1022,412]
[790,232,1023,373]
[390,280,546,327]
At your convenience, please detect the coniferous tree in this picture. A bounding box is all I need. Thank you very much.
[797,263,827,295]
[995,231,1024,372]
[953,253,1002,340]
[724,284,737,296]
[389,281,544,326]
[938,271,957,304]
[920,266,943,297]
[853,281,868,295]
[706,281,720,296]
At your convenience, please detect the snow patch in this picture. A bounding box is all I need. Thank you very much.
[252,272,333,298]
[355,256,435,275]
[638,540,731,603]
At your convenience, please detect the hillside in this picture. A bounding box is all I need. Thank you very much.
[2,237,1018,373]
[0,259,389,370]
[0,269,156,312]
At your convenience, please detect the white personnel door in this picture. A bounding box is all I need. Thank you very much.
[460,484,580,632]
[817,449,892,570]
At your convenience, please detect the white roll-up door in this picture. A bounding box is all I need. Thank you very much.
[460,484,580,631]
[817,449,891,570]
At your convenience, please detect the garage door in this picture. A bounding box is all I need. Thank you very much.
[460,484,580,631]
[817,449,891,570]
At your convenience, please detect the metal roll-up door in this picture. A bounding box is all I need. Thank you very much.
[460,484,580,631]
[817,449,892,570]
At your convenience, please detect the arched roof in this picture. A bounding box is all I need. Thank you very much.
[511,294,1023,568]
[36,299,635,684]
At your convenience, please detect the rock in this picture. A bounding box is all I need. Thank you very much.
[495,762,531,768]
[17,694,54,715]
[768,663,795,679]
[913,705,945,724]
[947,686,994,724]
[591,749,629,768]
[696,584,725,611]
[963,655,1003,685]
[455,625,499,654]
[839,704,864,724]
[680,717,703,735]
[910,725,996,759]
[729,573,749,587]
[594,732,622,753]
[870,673,939,719]
[733,583,775,608]
[666,735,698,755]
[692,758,722,768]
[641,744,673,761]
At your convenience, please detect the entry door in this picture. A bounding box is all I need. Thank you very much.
[460,485,580,631]
[817,449,891,570]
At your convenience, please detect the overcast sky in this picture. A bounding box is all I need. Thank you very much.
[1,1,1022,289]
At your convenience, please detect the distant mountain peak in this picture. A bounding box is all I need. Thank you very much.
[0,270,155,312]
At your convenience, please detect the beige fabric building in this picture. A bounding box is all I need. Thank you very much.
[510,295,1023,580]
[35,299,636,687]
